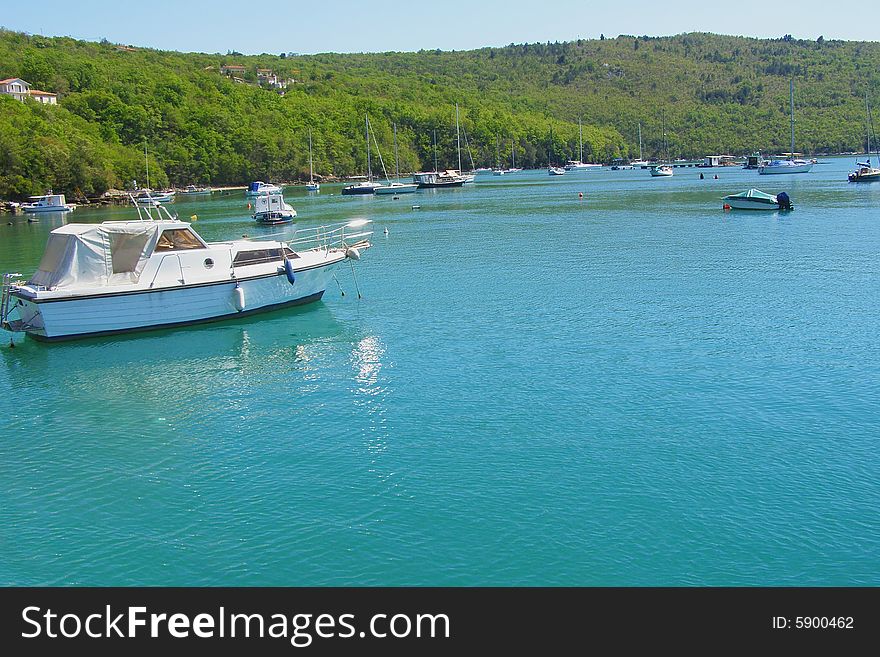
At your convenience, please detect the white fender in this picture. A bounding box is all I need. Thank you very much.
[345,247,361,261]
[234,285,245,312]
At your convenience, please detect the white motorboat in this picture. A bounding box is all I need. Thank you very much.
[548,167,566,176]
[1,202,372,341]
[178,184,212,196]
[20,194,75,213]
[246,181,284,196]
[650,165,674,177]
[253,192,297,224]
[722,188,792,210]
[564,161,601,170]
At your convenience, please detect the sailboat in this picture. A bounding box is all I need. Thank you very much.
[650,114,673,177]
[848,92,880,182]
[376,123,419,194]
[565,117,601,170]
[631,122,649,167]
[135,140,176,204]
[548,126,565,175]
[342,114,383,195]
[759,79,813,174]
[413,129,465,188]
[455,104,475,183]
[306,128,320,191]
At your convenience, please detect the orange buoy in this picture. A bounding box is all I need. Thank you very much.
[723,203,731,210]
[247,202,251,209]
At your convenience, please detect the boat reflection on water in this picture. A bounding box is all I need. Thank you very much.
[0,302,372,405]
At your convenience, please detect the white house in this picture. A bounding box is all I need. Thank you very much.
[0,77,31,101]
[29,90,58,105]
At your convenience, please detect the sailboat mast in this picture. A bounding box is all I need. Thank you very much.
[144,140,149,189]
[456,104,462,173]
[433,129,438,172]
[638,122,643,160]
[790,78,795,158]
[365,114,372,182]
[511,139,515,168]
[393,123,400,180]
[308,128,314,183]
[579,116,583,163]
[866,92,872,157]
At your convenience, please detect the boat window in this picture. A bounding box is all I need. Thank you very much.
[110,232,152,273]
[233,248,284,266]
[156,229,205,251]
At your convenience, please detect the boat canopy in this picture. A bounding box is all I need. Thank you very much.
[725,188,777,201]
[29,222,164,289]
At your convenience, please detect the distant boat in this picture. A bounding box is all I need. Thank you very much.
[246,181,284,196]
[650,113,673,177]
[20,193,75,213]
[343,115,382,196]
[413,129,466,188]
[849,92,880,182]
[135,189,175,204]
[548,125,565,175]
[722,188,792,210]
[306,128,320,192]
[253,192,297,224]
[376,122,418,194]
[564,117,601,170]
[760,79,812,175]
[178,184,212,196]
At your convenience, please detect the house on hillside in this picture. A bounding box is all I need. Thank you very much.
[0,78,30,101]
[29,89,58,105]
[221,64,247,76]
[0,78,58,104]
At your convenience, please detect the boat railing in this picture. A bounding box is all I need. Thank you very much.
[285,219,373,253]
[148,254,186,288]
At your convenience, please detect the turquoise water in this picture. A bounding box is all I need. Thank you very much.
[1,161,879,586]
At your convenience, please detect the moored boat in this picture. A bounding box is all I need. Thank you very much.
[375,181,419,195]
[178,184,213,196]
[722,188,793,210]
[20,194,75,213]
[1,202,372,341]
[413,170,465,188]
[650,165,674,177]
[253,192,297,224]
[246,181,284,196]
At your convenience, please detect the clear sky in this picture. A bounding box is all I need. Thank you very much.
[2,1,876,54]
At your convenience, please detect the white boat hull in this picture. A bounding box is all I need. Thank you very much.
[22,205,74,213]
[375,184,418,195]
[12,264,339,341]
[759,163,812,174]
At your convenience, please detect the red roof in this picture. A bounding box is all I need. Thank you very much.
[0,77,27,85]
[30,90,57,96]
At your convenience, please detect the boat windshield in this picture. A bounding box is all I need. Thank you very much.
[156,229,204,251]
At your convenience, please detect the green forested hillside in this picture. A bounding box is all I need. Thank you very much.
[2,29,879,198]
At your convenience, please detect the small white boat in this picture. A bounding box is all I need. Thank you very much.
[375,181,419,195]
[758,159,812,175]
[246,181,284,196]
[20,194,75,213]
[492,168,505,176]
[413,170,465,188]
[1,203,372,341]
[564,160,602,171]
[548,167,566,176]
[253,192,296,224]
[630,159,651,168]
[650,165,674,177]
[178,185,212,196]
[135,190,175,204]
[306,182,321,192]
[722,188,792,210]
